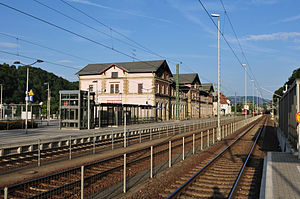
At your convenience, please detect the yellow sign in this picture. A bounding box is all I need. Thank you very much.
[28,89,34,96]
[296,112,300,124]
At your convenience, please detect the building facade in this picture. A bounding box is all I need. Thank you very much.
[77,60,174,121]
[77,60,215,121]
[213,92,232,116]
[200,83,214,118]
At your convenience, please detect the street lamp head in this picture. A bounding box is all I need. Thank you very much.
[242,64,246,67]
[13,61,21,65]
[36,59,44,63]
[211,13,220,17]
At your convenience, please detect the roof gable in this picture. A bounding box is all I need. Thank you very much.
[172,73,201,85]
[100,64,128,74]
[200,83,214,92]
[77,60,170,76]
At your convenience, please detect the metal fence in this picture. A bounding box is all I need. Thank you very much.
[278,79,300,150]
[0,115,261,199]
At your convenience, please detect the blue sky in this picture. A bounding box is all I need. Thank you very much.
[0,0,299,99]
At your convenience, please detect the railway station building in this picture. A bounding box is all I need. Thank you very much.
[76,60,215,123]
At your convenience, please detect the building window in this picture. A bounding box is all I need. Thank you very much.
[89,85,93,91]
[162,85,164,94]
[112,72,118,78]
[115,84,119,93]
[138,83,143,94]
[110,84,114,93]
[110,84,120,94]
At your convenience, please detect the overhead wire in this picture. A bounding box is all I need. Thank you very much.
[197,0,265,99]
[219,0,262,94]
[0,32,94,62]
[59,0,183,65]
[0,2,189,73]
[33,0,173,62]
[0,1,251,98]
[0,50,79,70]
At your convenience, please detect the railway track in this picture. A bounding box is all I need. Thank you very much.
[0,118,240,174]
[0,115,259,198]
[0,121,221,198]
[163,116,266,199]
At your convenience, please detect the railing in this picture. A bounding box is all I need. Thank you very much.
[0,115,262,199]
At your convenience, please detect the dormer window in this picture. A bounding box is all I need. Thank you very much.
[112,72,118,78]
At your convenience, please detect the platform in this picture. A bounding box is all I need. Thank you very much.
[260,152,300,199]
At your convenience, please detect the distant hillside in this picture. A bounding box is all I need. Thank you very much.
[0,63,78,113]
[228,96,270,105]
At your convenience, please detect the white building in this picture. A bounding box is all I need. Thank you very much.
[213,92,232,116]
[77,60,174,120]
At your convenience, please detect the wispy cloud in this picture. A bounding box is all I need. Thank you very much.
[294,39,300,43]
[248,0,279,5]
[57,59,73,63]
[183,13,215,35]
[167,0,215,35]
[68,0,173,24]
[0,42,19,48]
[242,32,300,41]
[288,46,300,50]
[273,14,300,24]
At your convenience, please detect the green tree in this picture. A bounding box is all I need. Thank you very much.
[273,67,300,100]
[0,63,78,115]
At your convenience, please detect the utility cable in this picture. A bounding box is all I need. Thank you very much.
[0,2,186,71]
[219,0,261,91]
[59,0,183,65]
[197,0,263,97]
[33,0,171,61]
[0,32,94,62]
[0,50,79,70]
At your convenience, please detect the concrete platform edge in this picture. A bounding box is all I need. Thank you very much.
[259,156,267,199]
[260,152,273,199]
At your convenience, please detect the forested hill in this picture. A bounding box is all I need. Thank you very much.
[0,63,78,113]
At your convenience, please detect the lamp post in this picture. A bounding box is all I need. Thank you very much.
[242,64,247,120]
[0,84,2,119]
[256,88,258,114]
[251,80,254,117]
[211,13,221,141]
[44,83,50,125]
[14,60,44,134]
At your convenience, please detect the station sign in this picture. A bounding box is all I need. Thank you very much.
[28,96,33,102]
[28,89,34,96]
[296,112,300,124]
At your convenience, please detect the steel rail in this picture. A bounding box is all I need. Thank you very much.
[227,118,267,198]
[0,118,222,174]
[2,127,195,198]
[166,116,263,199]
[1,116,249,198]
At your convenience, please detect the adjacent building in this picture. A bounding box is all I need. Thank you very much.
[200,83,214,118]
[175,74,201,119]
[213,92,232,116]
